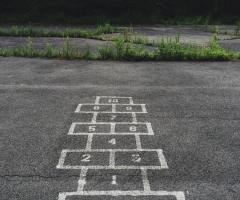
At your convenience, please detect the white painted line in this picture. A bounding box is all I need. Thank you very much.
[74,104,146,106]
[95,96,100,104]
[60,149,164,152]
[56,149,165,170]
[135,134,142,149]
[68,122,153,135]
[69,132,152,135]
[157,150,169,169]
[109,151,115,167]
[141,168,151,191]
[111,175,117,185]
[97,96,133,98]
[129,97,134,105]
[85,134,93,150]
[112,104,116,112]
[70,122,150,125]
[146,123,154,135]
[141,104,147,113]
[68,123,77,135]
[56,150,67,169]
[77,111,147,113]
[132,112,137,123]
[77,167,88,191]
[58,165,166,170]
[75,104,82,113]
[58,191,185,200]
[110,123,116,134]
[91,112,98,123]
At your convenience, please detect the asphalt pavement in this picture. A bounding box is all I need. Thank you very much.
[0,57,240,200]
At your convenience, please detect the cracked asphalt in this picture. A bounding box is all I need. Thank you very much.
[0,57,240,200]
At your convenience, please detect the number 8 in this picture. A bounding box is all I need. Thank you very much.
[129,126,137,132]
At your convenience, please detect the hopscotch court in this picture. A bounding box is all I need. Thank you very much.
[57,96,185,200]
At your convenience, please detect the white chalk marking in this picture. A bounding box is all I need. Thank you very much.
[85,134,93,150]
[74,104,145,106]
[132,112,137,123]
[69,122,150,125]
[108,138,116,145]
[141,104,147,113]
[59,149,163,152]
[109,151,115,167]
[56,149,166,170]
[68,123,77,135]
[135,134,142,149]
[56,150,67,169]
[91,112,98,123]
[77,167,88,191]
[141,168,151,191]
[58,191,185,200]
[112,104,116,112]
[129,97,134,105]
[146,123,154,135]
[95,96,100,104]
[97,96,133,98]
[75,104,82,113]
[70,132,152,135]
[111,175,117,185]
[58,165,166,170]
[110,123,116,134]
[131,153,141,163]
[68,122,154,135]
[157,150,169,169]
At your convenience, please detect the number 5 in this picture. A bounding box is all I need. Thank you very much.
[89,125,96,132]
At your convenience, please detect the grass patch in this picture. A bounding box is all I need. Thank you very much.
[98,35,239,61]
[0,24,117,38]
[0,36,239,61]
[0,37,95,60]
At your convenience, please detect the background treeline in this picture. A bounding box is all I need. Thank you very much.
[0,0,239,24]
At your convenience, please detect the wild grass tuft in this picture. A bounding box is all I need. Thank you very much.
[0,24,118,38]
[0,35,239,61]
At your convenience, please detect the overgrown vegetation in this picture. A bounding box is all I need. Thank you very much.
[0,24,117,38]
[0,36,239,61]
[98,35,239,61]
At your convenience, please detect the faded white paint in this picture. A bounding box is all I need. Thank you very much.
[57,96,185,200]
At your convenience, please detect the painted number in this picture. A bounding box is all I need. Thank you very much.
[89,125,96,132]
[108,138,116,145]
[108,99,118,103]
[111,114,116,121]
[81,154,91,162]
[93,106,100,110]
[131,154,141,163]
[129,126,137,132]
[126,106,132,111]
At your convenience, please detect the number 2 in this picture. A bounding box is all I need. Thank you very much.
[131,154,141,163]
[81,154,91,162]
